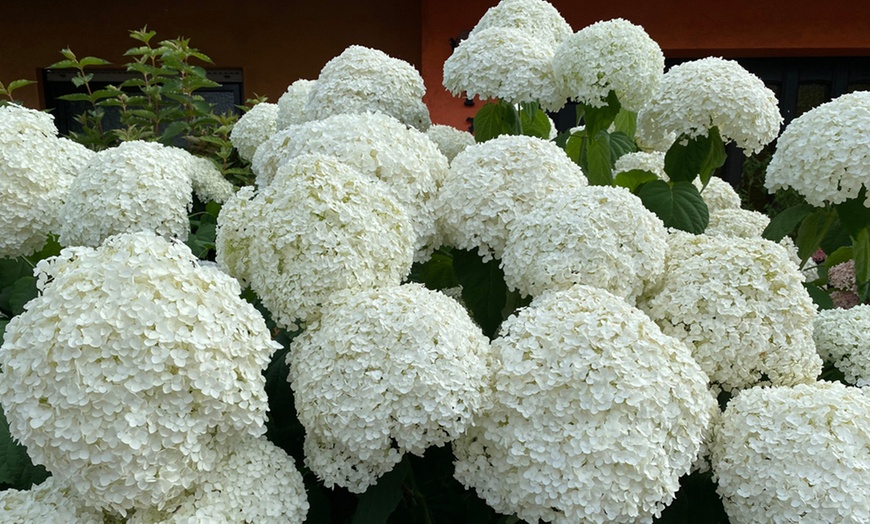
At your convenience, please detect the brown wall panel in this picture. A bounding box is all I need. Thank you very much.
[0,0,421,109]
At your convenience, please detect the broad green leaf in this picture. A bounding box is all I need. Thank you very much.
[663,127,727,185]
[609,131,637,162]
[564,132,585,165]
[637,180,709,234]
[351,457,411,524]
[473,101,519,143]
[70,73,93,88]
[762,203,815,241]
[585,131,613,186]
[614,169,659,193]
[415,250,459,290]
[48,59,78,70]
[0,318,7,345]
[205,200,222,218]
[824,246,854,269]
[9,277,38,316]
[834,189,870,238]
[853,228,870,297]
[803,283,834,310]
[0,406,50,490]
[453,249,508,339]
[160,121,188,144]
[518,103,551,140]
[583,90,620,136]
[78,56,111,67]
[613,108,637,138]
[796,208,837,265]
[7,79,36,92]
[91,88,120,101]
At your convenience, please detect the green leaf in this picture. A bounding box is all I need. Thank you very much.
[205,200,222,218]
[762,203,815,241]
[0,406,50,490]
[70,73,93,88]
[564,132,585,165]
[160,121,189,144]
[78,56,111,67]
[853,228,870,295]
[637,180,709,234]
[0,318,7,345]
[803,283,834,310]
[473,101,519,143]
[613,108,637,138]
[9,277,38,316]
[654,472,728,524]
[585,131,613,186]
[518,102,551,140]
[614,169,659,193]
[582,90,621,136]
[351,457,411,524]
[7,79,36,92]
[47,59,78,70]
[796,209,837,266]
[824,246,854,269]
[415,250,460,290]
[664,127,727,185]
[834,189,870,238]
[453,249,508,339]
[609,131,637,162]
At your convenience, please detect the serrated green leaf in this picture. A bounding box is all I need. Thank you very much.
[583,90,621,136]
[0,406,50,489]
[664,127,727,185]
[853,228,870,288]
[205,201,222,218]
[351,457,410,524]
[78,56,111,67]
[7,79,36,92]
[613,108,637,138]
[70,74,92,88]
[56,92,93,102]
[824,246,854,269]
[609,130,637,162]
[160,121,189,144]
[637,180,709,233]
[564,132,585,165]
[834,189,870,238]
[518,102,551,140]
[614,169,659,193]
[9,277,38,316]
[453,249,507,339]
[190,50,214,64]
[473,101,519,143]
[762,203,815,241]
[803,283,834,310]
[586,130,613,186]
[796,208,837,265]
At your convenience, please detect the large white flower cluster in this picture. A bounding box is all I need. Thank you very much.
[288,284,491,493]
[711,382,870,523]
[216,154,414,330]
[637,57,782,154]
[454,285,715,524]
[469,0,572,48]
[639,232,822,392]
[613,150,666,178]
[0,232,279,514]
[443,27,565,111]
[250,112,447,261]
[553,18,664,111]
[129,436,308,523]
[0,477,104,524]
[187,155,235,204]
[58,140,193,247]
[425,123,475,163]
[229,102,279,162]
[436,134,586,260]
[765,91,870,207]
[276,79,315,130]
[814,305,870,386]
[501,185,667,302]
[705,208,770,238]
[0,105,92,258]
[305,45,430,131]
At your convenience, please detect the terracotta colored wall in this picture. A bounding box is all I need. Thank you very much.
[0,0,421,109]
[422,0,870,129]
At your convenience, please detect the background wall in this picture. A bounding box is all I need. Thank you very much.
[423,0,870,128]
[0,0,422,109]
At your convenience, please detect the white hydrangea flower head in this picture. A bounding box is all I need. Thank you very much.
[636,57,782,154]
[613,150,666,178]
[276,79,315,130]
[425,123,475,163]
[711,382,870,523]
[700,176,742,213]
[229,102,279,162]
[251,112,447,261]
[188,155,235,204]
[0,232,279,514]
[443,27,566,111]
[0,477,104,524]
[469,0,573,49]
[814,305,870,386]
[502,185,667,302]
[58,140,193,247]
[216,154,414,330]
[705,208,770,238]
[553,18,664,111]
[55,136,96,178]
[454,285,715,524]
[128,436,308,523]
[305,45,430,131]
[0,105,77,257]
[639,232,822,392]
[436,134,586,261]
[765,91,870,207]
[288,283,491,493]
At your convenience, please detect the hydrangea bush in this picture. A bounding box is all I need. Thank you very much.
[3,0,870,521]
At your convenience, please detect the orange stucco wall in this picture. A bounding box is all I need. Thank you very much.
[0,0,421,109]
[422,0,870,129]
